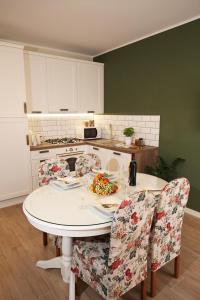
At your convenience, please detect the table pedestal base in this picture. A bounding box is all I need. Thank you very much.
[36,236,73,284]
[36,256,61,268]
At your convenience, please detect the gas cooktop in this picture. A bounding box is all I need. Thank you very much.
[44,138,81,145]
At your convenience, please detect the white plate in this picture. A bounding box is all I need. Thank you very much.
[89,205,115,218]
[50,180,82,190]
[56,176,81,185]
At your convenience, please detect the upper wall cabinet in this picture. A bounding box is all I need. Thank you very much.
[77,62,104,113]
[24,53,48,113]
[25,52,104,114]
[46,57,77,113]
[0,43,26,117]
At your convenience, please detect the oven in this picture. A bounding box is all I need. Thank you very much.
[56,150,84,172]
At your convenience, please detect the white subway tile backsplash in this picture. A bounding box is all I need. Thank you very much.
[146,121,156,128]
[146,133,155,140]
[28,114,160,146]
[151,128,160,135]
[150,115,160,121]
[141,115,150,121]
[137,121,146,128]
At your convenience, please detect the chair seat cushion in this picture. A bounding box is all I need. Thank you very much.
[71,239,109,298]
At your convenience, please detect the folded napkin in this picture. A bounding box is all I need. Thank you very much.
[50,180,81,190]
[89,205,114,218]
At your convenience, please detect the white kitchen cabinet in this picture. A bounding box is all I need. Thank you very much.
[87,146,131,172]
[24,51,104,114]
[24,53,48,113]
[77,62,104,113]
[104,149,131,172]
[0,43,26,117]
[31,148,55,190]
[46,57,77,113]
[0,118,31,201]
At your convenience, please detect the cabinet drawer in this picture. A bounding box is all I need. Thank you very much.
[31,149,55,159]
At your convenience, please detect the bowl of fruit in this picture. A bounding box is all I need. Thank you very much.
[89,173,118,196]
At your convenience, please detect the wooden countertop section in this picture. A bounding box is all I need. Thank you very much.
[87,139,157,154]
[30,141,86,151]
[30,139,158,154]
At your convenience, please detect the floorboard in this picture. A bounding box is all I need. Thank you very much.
[0,205,199,300]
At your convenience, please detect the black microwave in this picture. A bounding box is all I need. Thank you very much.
[77,127,101,139]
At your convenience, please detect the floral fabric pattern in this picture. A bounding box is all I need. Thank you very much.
[71,191,155,299]
[88,153,101,170]
[75,153,101,177]
[149,178,190,272]
[38,158,70,186]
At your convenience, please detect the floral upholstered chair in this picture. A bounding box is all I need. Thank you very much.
[70,191,155,300]
[75,153,101,177]
[148,177,190,297]
[38,158,70,255]
[88,153,101,170]
[38,158,70,186]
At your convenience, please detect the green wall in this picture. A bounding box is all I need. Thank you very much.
[95,19,200,212]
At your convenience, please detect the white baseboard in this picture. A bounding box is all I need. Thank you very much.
[0,195,27,209]
[185,207,200,219]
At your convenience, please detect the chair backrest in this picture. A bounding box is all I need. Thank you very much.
[107,191,155,298]
[87,153,101,170]
[75,153,101,176]
[38,158,70,186]
[149,177,190,271]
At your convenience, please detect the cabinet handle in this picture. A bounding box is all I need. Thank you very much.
[40,159,46,163]
[39,150,49,153]
[32,111,42,114]
[87,110,95,113]
[113,152,121,156]
[93,147,99,151]
[60,108,69,112]
[26,134,29,146]
[24,102,27,114]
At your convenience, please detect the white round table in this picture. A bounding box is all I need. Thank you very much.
[23,173,167,299]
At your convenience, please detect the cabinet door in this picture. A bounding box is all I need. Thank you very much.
[104,150,131,173]
[89,146,107,169]
[0,45,26,117]
[0,118,31,201]
[77,62,104,113]
[24,53,48,113]
[46,58,77,113]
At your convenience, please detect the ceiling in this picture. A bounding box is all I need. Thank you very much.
[0,0,200,56]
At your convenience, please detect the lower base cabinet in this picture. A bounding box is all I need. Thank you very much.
[0,118,31,201]
[89,146,132,172]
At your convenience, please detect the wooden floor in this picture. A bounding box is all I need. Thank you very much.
[0,204,199,300]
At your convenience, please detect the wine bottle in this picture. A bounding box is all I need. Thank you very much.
[129,160,137,186]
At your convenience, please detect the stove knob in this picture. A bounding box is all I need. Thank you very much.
[69,148,73,152]
[65,148,68,152]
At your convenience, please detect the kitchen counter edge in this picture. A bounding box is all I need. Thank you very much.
[30,139,158,155]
